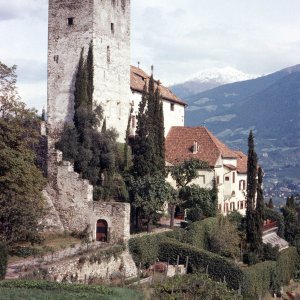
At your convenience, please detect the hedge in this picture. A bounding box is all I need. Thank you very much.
[0,280,111,294]
[242,261,277,299]
[129,229,185,269]
[185,218,217,249]
[158,240,243,290]
[0,242,8,280]
[277,247,298,284]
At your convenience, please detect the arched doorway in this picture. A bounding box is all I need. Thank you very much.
[96,219,108,242]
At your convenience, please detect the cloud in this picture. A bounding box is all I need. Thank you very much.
[1,0,300,109]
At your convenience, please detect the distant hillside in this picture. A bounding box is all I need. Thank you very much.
[170,67,256,98]
[183,64,300,192]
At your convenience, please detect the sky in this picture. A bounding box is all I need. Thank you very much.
[0,0,300,111]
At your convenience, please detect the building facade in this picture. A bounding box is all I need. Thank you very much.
[165,126,248,216]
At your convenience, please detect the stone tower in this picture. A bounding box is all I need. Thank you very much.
[47,0,131,143]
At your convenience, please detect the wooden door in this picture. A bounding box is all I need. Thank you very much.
[96,219,108,242]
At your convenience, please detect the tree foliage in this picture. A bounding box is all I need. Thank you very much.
[0,61,45,247]
[56,45,124,201]
[180,184,217,219]
[0,242,7,280]
[131,75,165,177]
[128,175,174,232]
[282,195,299,244]
[245,130,263,255]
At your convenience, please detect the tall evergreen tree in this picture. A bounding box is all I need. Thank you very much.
[246,130,259,252]
[253,166,265,254]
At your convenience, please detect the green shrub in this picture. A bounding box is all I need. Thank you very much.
[186,207,202,222]
[158,240,243,290]
[0,280,111,294]
[154,273,242,300]
[185,218,217,249]
[263,243,279,261]
[0,242,8,280]
[277,247,298,284]
[242,261,276,299]
[129,235,160,269]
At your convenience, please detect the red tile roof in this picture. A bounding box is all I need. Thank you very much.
[165,126,239,167]
[234,151,248,174]
[131,66,187,106]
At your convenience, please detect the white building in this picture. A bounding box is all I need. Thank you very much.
[130,66,186,137]
[165,126,248,216]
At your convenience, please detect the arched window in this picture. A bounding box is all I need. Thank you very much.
[96,219,108,242]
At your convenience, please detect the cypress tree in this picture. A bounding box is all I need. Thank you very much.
[267,198,274,209]
[131,75,165,177]
[246,130,258,252]
[253,166,264,254]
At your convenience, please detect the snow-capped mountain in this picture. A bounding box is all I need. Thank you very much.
[187,67,257,84]
[170,67,258,99]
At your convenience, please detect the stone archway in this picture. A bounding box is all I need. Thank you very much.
[96,219,108,242]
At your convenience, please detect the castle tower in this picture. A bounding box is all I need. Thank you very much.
[47,0,131,143]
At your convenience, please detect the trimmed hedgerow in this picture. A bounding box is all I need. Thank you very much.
[0,242,8,280]
[277,247,298,284]
[185,218,217,249]
[129,229,186,269]
[158,240,243,290]
[129,235,160,269]
[242,261,277,299]
[0,280,111,294]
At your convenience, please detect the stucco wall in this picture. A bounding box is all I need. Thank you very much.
[131,91,185,137]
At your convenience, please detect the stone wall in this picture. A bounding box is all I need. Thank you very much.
[43,149,131,244]
[92,202,131,244]
[45,248,137,283]
[48,0,131,143]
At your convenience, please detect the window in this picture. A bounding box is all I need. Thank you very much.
[230,202,235,211]
[170,103,174,111]
[224,203,229,213]
[68,17,74,26]
[131,116,136,128]
[218,204,222,212]
[111,23,115,34]
[232,172,235,183]
[239,180,246,190]
[225,176,230,181]
[216,176,220,185]
[53,55,59,63]
[107,46,111,63]
[240,201,244,210]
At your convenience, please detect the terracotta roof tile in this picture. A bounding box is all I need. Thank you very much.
[234,151,248,174]
[130,66,187,106]
[165,126,238,167]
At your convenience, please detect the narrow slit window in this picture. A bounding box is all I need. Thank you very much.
[107,46,111,63]
[111,23,115,34]
[68,17,74,26]
[170,103,174,111]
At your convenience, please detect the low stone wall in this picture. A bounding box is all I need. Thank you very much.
[44,247,137,283]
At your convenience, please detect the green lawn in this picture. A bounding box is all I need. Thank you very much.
[0,281,144,300]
